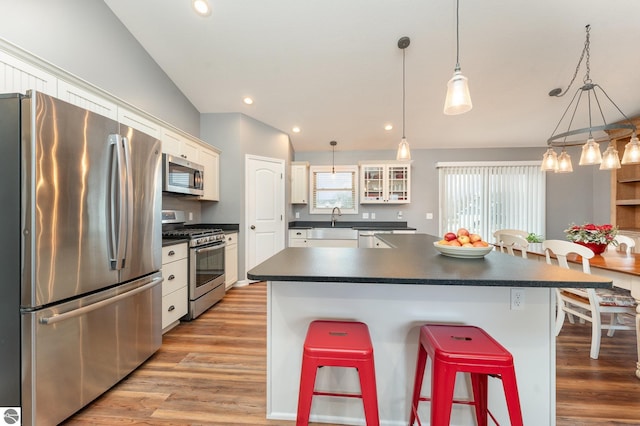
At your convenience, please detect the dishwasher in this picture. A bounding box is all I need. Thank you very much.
[358,231,393,248]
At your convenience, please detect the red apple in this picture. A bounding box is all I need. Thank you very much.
[444,232,457,241]
[457,228,470,237]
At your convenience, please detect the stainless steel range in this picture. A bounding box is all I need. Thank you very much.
[162,211,226,320]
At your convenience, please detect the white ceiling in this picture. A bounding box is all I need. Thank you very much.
[103,0,640,153]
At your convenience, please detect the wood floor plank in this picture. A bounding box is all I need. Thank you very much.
[63,282,640,425]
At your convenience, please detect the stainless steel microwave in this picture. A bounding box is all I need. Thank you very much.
[162,154,204,196]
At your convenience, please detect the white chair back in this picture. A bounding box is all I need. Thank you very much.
[493,229,529,245]
[541,239,593,274]
[611,234,635,255]
[497,234,529,258]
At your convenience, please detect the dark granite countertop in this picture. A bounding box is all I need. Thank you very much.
[288,220,416,231]
[186,223,240,232]
[247,233,612,289]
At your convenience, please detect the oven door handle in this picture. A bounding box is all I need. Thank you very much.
[194,243,225,254]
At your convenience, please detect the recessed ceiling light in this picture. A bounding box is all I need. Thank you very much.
[384,123,393,131]
[243,97,254,105]
[192,0,212,17]
[292,126,301,133]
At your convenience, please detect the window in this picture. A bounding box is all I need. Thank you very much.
[309,165,358,214]
[437,161,545,239]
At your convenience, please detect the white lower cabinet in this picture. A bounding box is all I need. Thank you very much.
[161,243,188,333]
[306,239,358,248]
[289,229,308,247]
[225,232,238,289]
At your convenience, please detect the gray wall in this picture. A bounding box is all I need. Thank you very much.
[200,113,293,280]
[0,0,200,135]
[294,147,610,240]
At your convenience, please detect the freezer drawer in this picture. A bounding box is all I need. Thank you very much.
[21,273,163,426]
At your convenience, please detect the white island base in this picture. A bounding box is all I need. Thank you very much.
[266,280,556,426]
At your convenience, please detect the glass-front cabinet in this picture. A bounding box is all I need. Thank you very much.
[360,161,411,204]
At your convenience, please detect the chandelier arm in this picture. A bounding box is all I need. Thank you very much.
[549,87,582,141]
[587,86,593,137]
[567,88,585,140]
[594,84,638,133]
[591,87,607,129]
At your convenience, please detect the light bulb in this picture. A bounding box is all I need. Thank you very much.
[444,70,472,115]
[556,150,573,173]
[599,144,621,170]
[540,148,558,172]
[579,138,602,165]
[396,138,411,161]
[622,136,640,164]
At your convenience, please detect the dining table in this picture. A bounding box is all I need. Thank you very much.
[523,242,640,379]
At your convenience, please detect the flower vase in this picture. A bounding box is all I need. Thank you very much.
[575,241,608,255]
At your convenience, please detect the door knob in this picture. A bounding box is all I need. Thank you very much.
[250,225,256,230]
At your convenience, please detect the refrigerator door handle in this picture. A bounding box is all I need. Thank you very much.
[39,277,164,325]
[108,134,127,270]
[122,136,134,268]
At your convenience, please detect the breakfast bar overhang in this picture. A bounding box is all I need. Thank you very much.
[248,234,611,426]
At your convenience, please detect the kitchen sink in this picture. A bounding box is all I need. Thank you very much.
[307,228,358,240]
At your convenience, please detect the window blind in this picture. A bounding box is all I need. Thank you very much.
[310,166,358,213]
[437,162,545,239]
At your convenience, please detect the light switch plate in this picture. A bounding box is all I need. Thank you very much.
[362,213,369,219]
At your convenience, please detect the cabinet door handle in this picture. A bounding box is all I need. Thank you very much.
[168,250,175,256]
[168,274,175,280]
[250,225,256,230]
[168,305,175,312]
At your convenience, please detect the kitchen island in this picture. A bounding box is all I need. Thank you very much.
[247,234,611,426]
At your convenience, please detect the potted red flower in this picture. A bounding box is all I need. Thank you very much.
[564,223,618,254]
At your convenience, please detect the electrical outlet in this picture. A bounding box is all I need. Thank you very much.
[510,288,525,310]
[188,212,193,221]
[371,213,376,219]
[426,212,433,220]
[295,212,300,219]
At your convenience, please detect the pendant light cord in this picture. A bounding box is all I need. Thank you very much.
[455,0,460,70]
[402,46,406,139]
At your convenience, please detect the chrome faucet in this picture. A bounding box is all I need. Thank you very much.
[330,207,342,227]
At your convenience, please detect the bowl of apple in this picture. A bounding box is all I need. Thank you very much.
[433,228,493,258]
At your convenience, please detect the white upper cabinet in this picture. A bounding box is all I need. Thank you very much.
[0,51,57,96]
[161,128,199,161]
[57,80,118,120]
[291,161,309,204]
[118,106,161,139]
[360,161,411,204]
[199,148,220,201]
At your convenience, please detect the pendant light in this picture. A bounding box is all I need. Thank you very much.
[543,25,637,173]
[443,0,472,115]
[396,36,411,161]
[330,140,337,174]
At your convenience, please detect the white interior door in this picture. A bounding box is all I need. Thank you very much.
[245,155,285,278]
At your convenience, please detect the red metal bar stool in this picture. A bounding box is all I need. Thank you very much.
[296,320,379,426]
[409,324,523,426]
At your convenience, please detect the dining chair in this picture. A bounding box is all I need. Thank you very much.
[609,234,636,255]
[493,229,529,250]
[496,234,529,258]
[542,239,636,359]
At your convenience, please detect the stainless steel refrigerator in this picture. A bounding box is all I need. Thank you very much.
[0,91,163,426]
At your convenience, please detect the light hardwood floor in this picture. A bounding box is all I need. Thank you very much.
[64,282,640,425]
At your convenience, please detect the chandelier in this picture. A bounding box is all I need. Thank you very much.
[541,25,638,173]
